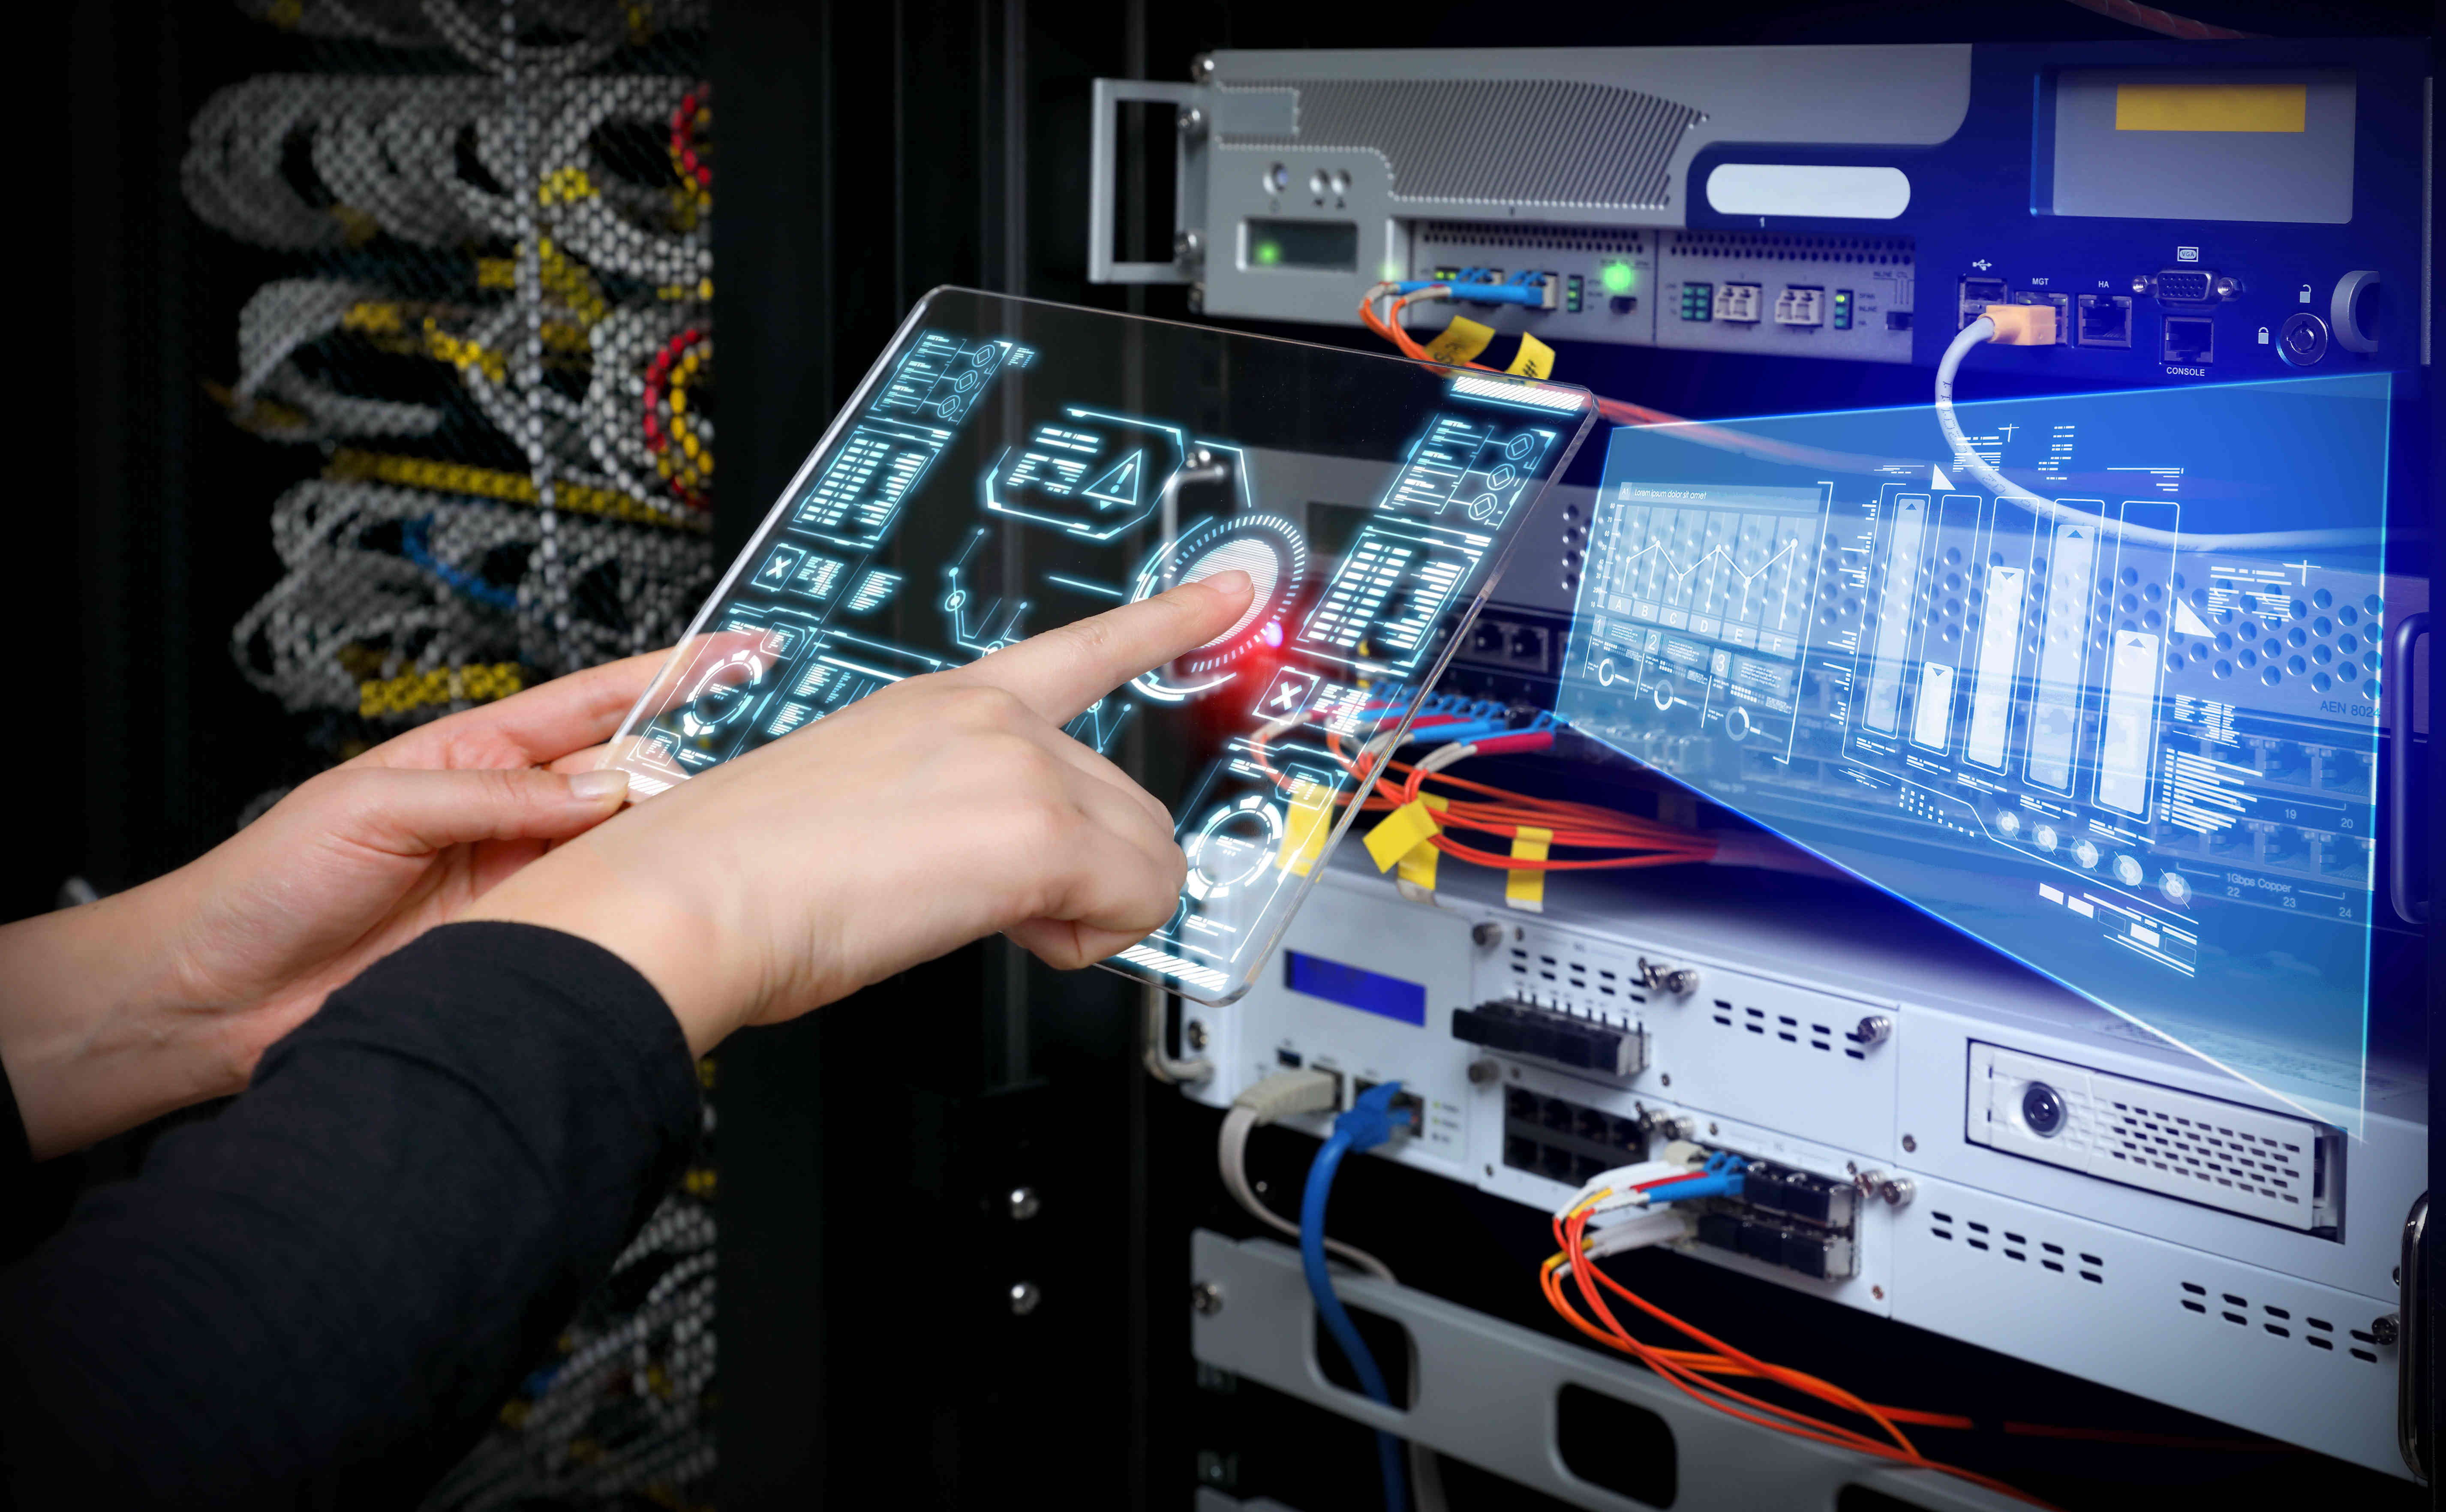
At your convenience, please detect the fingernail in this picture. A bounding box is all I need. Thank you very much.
[568,769,632,802]
[1198,568,1252,598]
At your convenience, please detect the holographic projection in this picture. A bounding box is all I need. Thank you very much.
[613,291,1591,1002]
[1558,374,2400,1133]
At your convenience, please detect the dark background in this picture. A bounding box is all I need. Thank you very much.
[39,2,2442,1509]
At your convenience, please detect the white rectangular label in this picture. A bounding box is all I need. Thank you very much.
[1912,661,1955,750]
[2025,512,2101,791]
[1704,163,1912,220]
[2095,629,2163,818]
[1966,565,2025,769]
[1862,496,1927,735]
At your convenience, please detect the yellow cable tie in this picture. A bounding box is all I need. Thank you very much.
[1275,776,1338,877]
[1394,793,1451,896]
[1505,824,1554,912]
[1363,798,1443,873]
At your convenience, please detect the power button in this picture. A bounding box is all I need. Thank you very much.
[2278,311,2329,367]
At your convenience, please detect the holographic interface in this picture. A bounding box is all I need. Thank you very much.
[610,289,1592,1004]
[1557,373,2401,1134]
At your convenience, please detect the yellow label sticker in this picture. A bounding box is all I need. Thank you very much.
[1276,777,1337,877]
[1506,333,1556,380]
[1364,799,1445,873]
[2115,82,2306,134]
[1394,794,1451,893]
[1425,316,1496,365]
[1505,824,1553,912]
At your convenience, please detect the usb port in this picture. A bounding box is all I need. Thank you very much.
[1276,1047,1304,1068]
[1958,276,2008,328]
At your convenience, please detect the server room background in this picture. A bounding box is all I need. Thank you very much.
[30,2,2442,1510]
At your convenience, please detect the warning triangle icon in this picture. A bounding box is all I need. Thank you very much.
[1083,450,1145,511]
[2173,597,2215,637]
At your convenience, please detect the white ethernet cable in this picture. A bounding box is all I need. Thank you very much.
[1142,982,1213,1085]
[1217,1072,1393,1281]
[1936,314,2381,551]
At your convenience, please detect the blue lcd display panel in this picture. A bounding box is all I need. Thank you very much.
[1283,950,1429,1026]
[1557,372,2397,1134]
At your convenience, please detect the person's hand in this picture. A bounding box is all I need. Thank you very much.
[0,653,665,1157]
[467,571,1255,1055]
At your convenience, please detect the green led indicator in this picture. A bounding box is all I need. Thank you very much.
[1255,240,1282,266]
[1600,261,1636,295]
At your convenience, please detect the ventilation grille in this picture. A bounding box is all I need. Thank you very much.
[1511,944,1645,1007]
[2177,1282,2385,1364]
[1665,230,1914,265]
[1418,220,1649,255]
[1710,1000,1856,1058]
[2101,1098,2307,1205]
[1223,80,1704,210]
[1929,1208,2105,1284]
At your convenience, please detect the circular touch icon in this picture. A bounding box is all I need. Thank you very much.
[1183,794,1283,902]
[2031,824,2058,853]
[2161,871,2193,905]
[1130,513,1308,701]
[2113,854,2145,887]
[1995,810,2020,838]
[2071,839,2100,870]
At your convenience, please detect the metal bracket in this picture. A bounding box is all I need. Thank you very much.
[2386,611,2428,923]
[1189,1230,2024,1512]
[2402,1193,2430,1481]
[1088,80,1205,286]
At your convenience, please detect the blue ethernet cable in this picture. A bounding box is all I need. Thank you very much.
[1300,1082,1413,1512]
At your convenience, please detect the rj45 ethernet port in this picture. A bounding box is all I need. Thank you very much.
[2077,294,2133,348]
[2162,315,2214,365]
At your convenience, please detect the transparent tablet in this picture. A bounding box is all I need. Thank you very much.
[606,288,1594,1004]
[1554,372,2401,1134]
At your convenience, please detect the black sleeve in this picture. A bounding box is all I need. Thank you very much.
[0,922,701,1509]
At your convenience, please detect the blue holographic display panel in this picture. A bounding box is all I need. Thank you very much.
[610,289,1592,1005]
[1557,373,2397,1133]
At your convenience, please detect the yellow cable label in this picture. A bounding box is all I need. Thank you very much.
[1276,776,1337,877]
[1394,794,1451,893]
[1505,824,1553,912]
[1364,799,1444,873]
[1424,317,1496,365]
[1506,334,1556,380]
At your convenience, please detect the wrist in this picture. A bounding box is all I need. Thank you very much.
[0,872,234,1159]
[459,829,765,1058]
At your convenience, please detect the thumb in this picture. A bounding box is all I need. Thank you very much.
[312,765,633,857]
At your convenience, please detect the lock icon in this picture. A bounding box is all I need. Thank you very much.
[2299,283,2314,303]
[2258,326,2271,343]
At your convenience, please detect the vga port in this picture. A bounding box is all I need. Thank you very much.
[2152,269,2214,304]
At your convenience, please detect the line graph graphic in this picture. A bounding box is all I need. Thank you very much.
[1592,488,1821,659]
